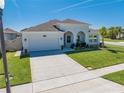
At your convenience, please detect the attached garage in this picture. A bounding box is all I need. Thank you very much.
[22,32,63,52]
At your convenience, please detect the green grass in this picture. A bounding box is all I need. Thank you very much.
[103,70,124,85]
[67,45,124,69]
[0,52,31,88]
[104,38,124,42]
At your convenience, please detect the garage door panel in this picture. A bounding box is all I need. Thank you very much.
[28,33,60,51]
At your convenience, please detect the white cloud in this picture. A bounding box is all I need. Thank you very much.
[79,0,124,9]
[53,0,94,13]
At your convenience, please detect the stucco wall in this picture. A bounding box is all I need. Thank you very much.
[58,23,90,44]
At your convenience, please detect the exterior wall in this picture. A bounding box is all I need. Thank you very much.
[88,30,100,45]
[58,32,64,47]
[22,32,64,52]
[57,23,92,45]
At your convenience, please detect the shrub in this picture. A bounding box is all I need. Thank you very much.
[61,45,64,50]
[70,43,75,49]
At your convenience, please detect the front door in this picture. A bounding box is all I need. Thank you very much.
[65,35,72,48]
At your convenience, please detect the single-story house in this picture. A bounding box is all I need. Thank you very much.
[22,19,100,52]
[116,29,124,39]
[0,28,22,51]
[4,28,21,40]
[120,29,124,38]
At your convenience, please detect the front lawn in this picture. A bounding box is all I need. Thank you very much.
[103,70,124,85]
[67,45,124,69]
[0,52,31,88]
[104,38,124,42]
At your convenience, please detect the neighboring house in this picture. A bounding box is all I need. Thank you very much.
[116,29,124,39]
[0,28,22,51]
[120,29,124,38]
[4,28,21,40]
[22,19,100,52]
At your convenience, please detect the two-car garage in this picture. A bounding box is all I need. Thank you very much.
[22,32,63,52]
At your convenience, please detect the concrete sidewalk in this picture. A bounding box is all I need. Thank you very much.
[0,83,32,93]
[33,63,124,92]
[39,78,124,93]
[105,41,124,46]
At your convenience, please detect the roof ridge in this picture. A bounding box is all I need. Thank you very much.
[4,28,18,33]
[21,19,90,32]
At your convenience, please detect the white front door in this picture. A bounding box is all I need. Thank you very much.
[64,32,73,48]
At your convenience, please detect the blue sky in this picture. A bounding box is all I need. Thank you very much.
[3,0,124,31]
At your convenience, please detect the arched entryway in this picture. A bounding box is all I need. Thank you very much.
[77,32,85,43]
[64,32,74,48]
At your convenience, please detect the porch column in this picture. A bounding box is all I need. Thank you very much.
[85,34,89,45]
[73,33,77,44]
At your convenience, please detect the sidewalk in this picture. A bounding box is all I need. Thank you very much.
[0,83,32,93]
[33,63,124,92]
[105,41,124,46]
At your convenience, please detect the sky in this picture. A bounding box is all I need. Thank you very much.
[2,0,124,31]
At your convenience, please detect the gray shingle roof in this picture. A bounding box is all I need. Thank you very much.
[21,20,61,32]
[62,19,89,24]
[4,28,18,34]
[21,19,90,32]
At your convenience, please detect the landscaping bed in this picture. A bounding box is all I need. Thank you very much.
[0,52,31,88]
[67,44,124,69]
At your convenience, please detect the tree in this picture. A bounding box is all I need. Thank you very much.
[99,27,107,47]
[108,27,119,39]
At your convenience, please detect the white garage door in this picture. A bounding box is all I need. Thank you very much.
[28,32,60,51]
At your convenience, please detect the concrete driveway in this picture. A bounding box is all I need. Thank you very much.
[30,50,88,82]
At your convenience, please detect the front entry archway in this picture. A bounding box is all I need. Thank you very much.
[64,32,74,48]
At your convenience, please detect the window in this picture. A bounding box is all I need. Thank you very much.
[67,36,71,43]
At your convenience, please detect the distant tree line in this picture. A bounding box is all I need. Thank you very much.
[99,26,124,47]
[99,26,123,39]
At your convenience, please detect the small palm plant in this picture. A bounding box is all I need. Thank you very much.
[99,27,107,47]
